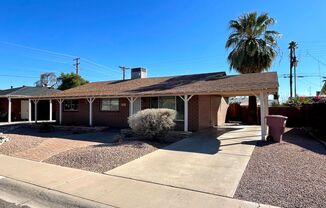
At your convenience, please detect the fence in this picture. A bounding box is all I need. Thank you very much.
[227,103,325,128]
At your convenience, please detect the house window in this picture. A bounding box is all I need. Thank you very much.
[149,96,184,120]
[159,96,175,109]
[101,98,119,111]
[64,100,79,111]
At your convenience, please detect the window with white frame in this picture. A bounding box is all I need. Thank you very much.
[150,96,184,120]
[100,98,119,111]
[63,100,79,111]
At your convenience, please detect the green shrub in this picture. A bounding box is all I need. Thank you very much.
[128,108,176,140]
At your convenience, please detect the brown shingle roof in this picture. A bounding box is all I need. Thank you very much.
[40,71,278,98]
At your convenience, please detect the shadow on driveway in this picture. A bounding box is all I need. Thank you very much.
[162,126,256,154]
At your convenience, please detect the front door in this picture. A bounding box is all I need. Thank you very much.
[21,100,29,120]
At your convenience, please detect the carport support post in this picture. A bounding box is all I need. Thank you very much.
[8,97,11,123]
[49,99,53,121]
[28,99,32,122]
[33,100,39,123]
[87,97,95,126]
[259,92,268,140]
[179,95,194,132]
[57,99,64,125]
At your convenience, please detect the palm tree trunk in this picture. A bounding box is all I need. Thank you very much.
[247,96,257,124]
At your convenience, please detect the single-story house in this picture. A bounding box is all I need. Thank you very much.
[0,86,60,122]
[35,68,278,139]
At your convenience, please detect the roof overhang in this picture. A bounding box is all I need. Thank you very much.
[30,87,278,100]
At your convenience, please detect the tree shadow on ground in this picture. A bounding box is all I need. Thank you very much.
[281,128,326,155]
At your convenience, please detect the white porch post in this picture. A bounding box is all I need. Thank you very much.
[33,100,39,123]
[179,95,194,132]
[260,92,268,140]
[57,99,64,125]
[49,99,53,121]
[127,97,136,116]
[28,99,32,122]
[87,98,95,126]
[8,97,11,123]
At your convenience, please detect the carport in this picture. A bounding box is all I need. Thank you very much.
[0,86,59,123]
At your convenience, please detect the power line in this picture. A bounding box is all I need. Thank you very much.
[81,58,120,73]
[306,51,326,66]
[0,41,76,58]
[0,74,38,79]
[0,40,120,75]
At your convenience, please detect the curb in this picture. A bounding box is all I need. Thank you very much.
[0,177,114,208]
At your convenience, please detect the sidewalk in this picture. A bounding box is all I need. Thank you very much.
[0,154,277,208]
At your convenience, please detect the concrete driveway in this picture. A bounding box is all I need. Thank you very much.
[107,125,261,197]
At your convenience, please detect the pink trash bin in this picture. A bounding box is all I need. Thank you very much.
[265,115,288,142]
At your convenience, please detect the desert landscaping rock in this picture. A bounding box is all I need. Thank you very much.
[235,128,326,208]
[0,133,44,156]
[45,141,163,173]
[0,199,30,208]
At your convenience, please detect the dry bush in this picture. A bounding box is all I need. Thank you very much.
[128,108,176,140]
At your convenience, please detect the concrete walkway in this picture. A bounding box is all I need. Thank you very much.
[107,125,260,197]
[0,126,278,207]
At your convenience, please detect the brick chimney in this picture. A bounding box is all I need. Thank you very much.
[131,67,147,79]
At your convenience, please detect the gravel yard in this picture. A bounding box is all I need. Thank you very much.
[45,141,165,173]
[0,132,45,156]
[0,125,169,173]
[234,128,326,208]
[0,199,30,208]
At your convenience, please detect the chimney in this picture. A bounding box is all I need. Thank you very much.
[131,67,147,79]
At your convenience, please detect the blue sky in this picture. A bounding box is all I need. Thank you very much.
[0,0,326,101]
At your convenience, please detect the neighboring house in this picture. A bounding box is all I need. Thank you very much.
[0,86,60,122]
[36,68,278,136]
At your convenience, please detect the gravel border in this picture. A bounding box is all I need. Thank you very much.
[45,141,165,173]
[234,128,326,208]
[0,199,30,208]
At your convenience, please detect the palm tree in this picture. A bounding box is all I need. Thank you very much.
[225,12,280,124]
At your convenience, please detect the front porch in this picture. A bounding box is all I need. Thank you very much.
[1,97,55,124]
[50,91,270,140]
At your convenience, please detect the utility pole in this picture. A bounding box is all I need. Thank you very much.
[119,66,130,80]
[73,58,80,76]
[294,56,298,97]
[289,41,298,98]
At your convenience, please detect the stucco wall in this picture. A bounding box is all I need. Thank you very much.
[197,95,226,129]
[217,96,229,126]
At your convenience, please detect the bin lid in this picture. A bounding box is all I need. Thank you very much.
[265,115,288,119]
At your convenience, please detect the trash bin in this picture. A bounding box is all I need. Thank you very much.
[265,115,288,142]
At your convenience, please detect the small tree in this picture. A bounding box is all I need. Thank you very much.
[128,108,176,140]
[57,72,89,90]
[35,72,58,88]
